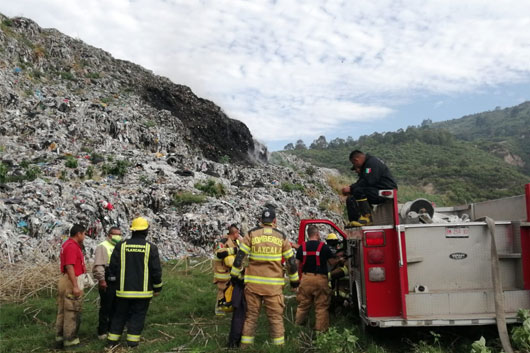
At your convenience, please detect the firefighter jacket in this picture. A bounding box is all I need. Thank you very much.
[213,237,240,283]
[108,235,163,299]
[350,154,397,191]
[230,226,299,296]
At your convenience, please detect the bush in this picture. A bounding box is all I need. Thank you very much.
[59,71,75,81]
[65,156,78,169]
[305,166,317,176]
[195,179,226,197]
[512,309,530,351]
[172,192,206,207]
[281,182,304,193]
[86,166,94,179]
[219,155,230,164]
[101,160,130,178]
[90,152,105,164]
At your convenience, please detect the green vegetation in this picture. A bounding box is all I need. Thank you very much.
[86,166,94,179]
[195,179,226,197]
[470,337,492,353]
[219,155,231,164]
[172,191,207,207]
[144,120,156,128]
[281,182,305,193]
[0,260,523,353]
[0,162,41,183]
[285,125,530,205]
[90,152,105,164]
[65,155,78,169]
[85,72,100,79]
[511,309,530,351]
[101,160,130,178]
[59,71,75,81]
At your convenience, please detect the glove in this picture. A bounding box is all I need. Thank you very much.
[290,281,300,289]
[230,275,243,286]
[216,250,229,259]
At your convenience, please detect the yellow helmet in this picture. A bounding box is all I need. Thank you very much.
[224,255,235,267]
[326,233,338,240]
[130,217,149,231]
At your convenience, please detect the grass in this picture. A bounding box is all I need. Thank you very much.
[0,260,521,353]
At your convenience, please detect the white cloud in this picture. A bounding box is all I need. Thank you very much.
[3,0,530,144]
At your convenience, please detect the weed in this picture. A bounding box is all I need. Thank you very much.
[24,166,41,181]
[219,155,231,164]
[85,72,100,79]
[65,156,78,169]
[314,327,360,353]
[512,309,530,351]
[86,166,94,179]
[80,146,92,153]
[0,163,8,184]
[172,192,206,207]
[100,96,114,104]
[90,152,105,164]
[195,179,226,197]
[2,18,13,27]
[60,71,75,81]
[101,160,129,178]
[306,166,317,176]
[144,120,156,128]
[281,182,304,193]
[139,175,153,186]
[470,337,492,353]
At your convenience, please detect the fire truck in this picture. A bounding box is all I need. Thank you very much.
[298,184,530,328]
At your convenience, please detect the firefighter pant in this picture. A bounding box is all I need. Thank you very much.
[215,280,229,315]
[55,274,83,347]
[107,298,150,346]
[295,273,331,332]
[97,284,117,335]
[346,187,384,221]
[241,288,285,346]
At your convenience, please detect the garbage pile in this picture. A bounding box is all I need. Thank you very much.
[0,14,344,265]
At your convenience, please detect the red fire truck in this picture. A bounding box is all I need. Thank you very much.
[298,184,530,328]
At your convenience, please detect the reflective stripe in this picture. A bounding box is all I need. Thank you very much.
[239,243,250,254]
[214,272,231,280]
[288,272,299,281]
[230,266,242,276]
[153,282,163,288]
[125,244,146,248]
[272,336,285,345]
[143,243,150,292]
[342,266,348,276]
[116,290,153,298]
[249,253,282,261]
[120,242,126,292]
[100,240,115,264]
[282,249,294,259]
[244,275,285,285]
[64,338,80,347]
[108,333,121,341]
[241,336,254,344]
[127,334,141,342]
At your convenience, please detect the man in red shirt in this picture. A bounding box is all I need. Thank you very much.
[55,224,86,349]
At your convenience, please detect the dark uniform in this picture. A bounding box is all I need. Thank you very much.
[347,153,397,223]
[295,240,334,331]
[107,234,163,347]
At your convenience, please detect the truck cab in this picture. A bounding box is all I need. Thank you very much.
[298,184,530,327]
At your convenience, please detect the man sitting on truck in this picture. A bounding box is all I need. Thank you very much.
[341,150,397,227]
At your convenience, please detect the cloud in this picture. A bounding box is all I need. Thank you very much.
[3,0,530,144]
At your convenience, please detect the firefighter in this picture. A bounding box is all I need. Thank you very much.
[106,217,163,348]
[325,233,349,311]
[295,225,337,332]
[55,224,86,349]
[230,208,299,347]
[341,150,397,227]
[92,226,122,339]
[213,224,242,316]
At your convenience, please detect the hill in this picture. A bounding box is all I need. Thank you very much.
[432,101,530,175]
[283,125,530,205]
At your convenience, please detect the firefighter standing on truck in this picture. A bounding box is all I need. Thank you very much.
[106,217,163,348]
[92,226,122,339]
[230,208,299,347]
[213,224,242,316]
[295,225,338,332]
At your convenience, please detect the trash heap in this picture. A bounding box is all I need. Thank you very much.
[0,14,344,265]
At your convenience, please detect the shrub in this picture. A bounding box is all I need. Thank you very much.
[305,166,317,176]
[144,120,156,128]
[60,71,75,81]
[102,160,130,178]
[65,156,78,169]
[470,337,492,353]
[86,166,94,179]
[24,166,41,181]
[0,163,8,184]
[172,192,206,207]
[219,155,231,164]
[281,182,304,193]
[512,309,530,351]
[195,179,226,197]
[90,152,105,164]
[85,72,100,79]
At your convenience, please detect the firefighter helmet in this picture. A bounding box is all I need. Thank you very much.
[224,255,235,267]
[326,233,338,240]
[130,217,149,231]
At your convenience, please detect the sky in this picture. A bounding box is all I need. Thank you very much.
[3,1,530,151]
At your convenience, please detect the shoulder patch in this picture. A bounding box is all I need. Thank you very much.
[248,226,262,235]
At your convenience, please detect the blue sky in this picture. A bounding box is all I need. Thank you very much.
[3,1,530,151]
